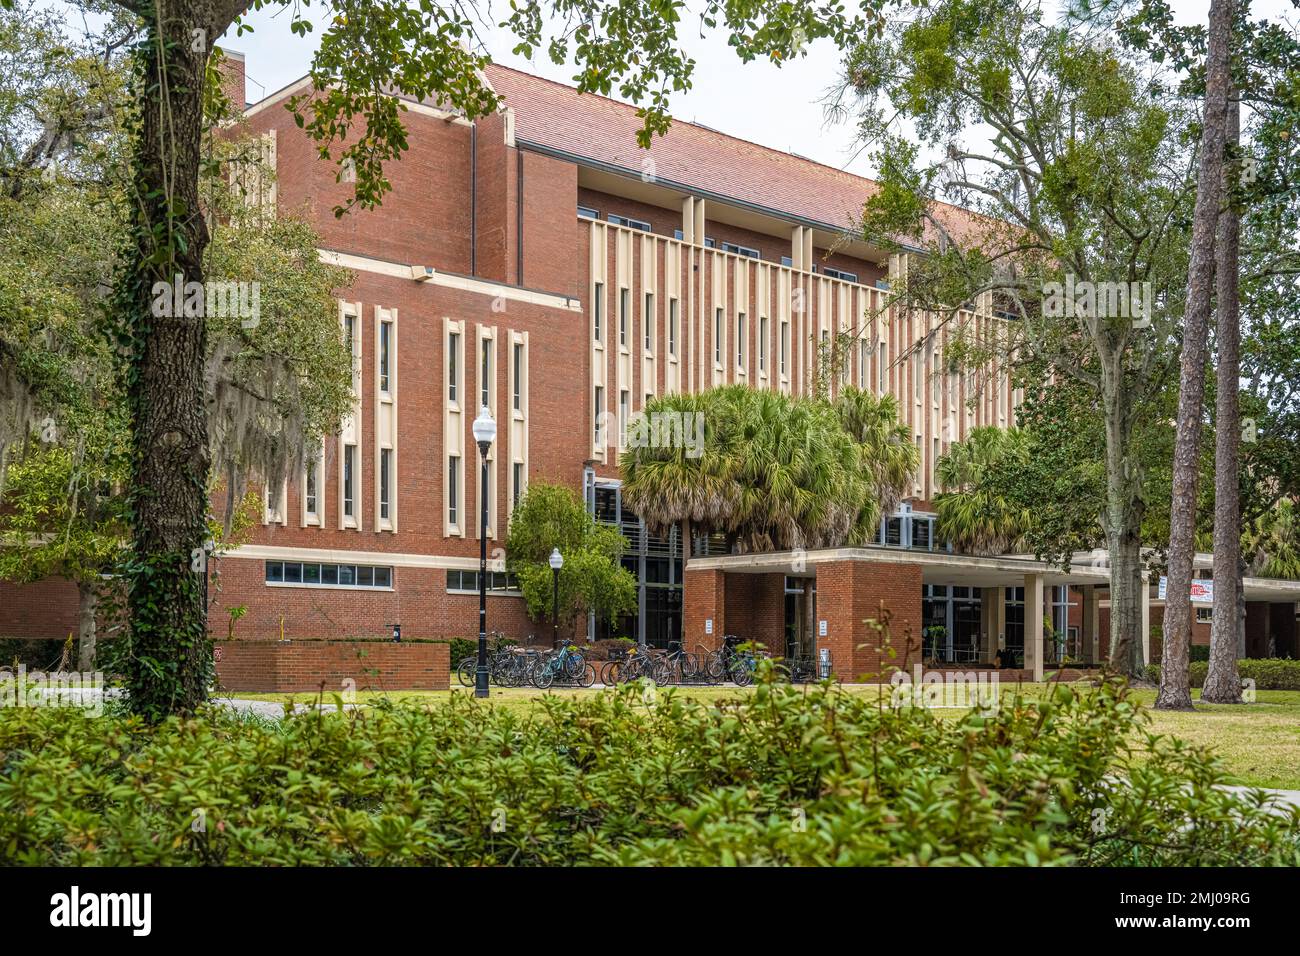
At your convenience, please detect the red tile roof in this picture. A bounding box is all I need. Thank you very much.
[484,62,984,244]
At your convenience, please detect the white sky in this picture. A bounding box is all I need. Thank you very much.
[218,0,1292,181]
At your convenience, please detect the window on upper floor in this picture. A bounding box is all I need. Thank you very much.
[721,242,761,259]
[780,255,793,267]
[578,205,599,219]
[608,214,651,232]
[823,267,859,283]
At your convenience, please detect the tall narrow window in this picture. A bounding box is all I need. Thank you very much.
[448,332,459,403]
[512,462,523,509]
[879,343,887,393]
[480,337,492,409]
[379,448,392,521]
[379,319,392,392]
[644,293,654,351]
[669,299,678,356]
[594,386,604,445]
[512,342,523,411]
[448,455,459,526]
[780,320,789,375]
[619,288,629,346]
[343,444,356,518]
[736,312,746,368]
[759,316,769,372]
[593,282,604,341]
[859,340,868,389]
[619,390,629,445]
[344,315,356,359]
[714,308,723,365]
[305,460,318,515]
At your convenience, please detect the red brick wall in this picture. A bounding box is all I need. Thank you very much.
[817,560,922,681]
[214,639,449,692]
[683,567,726,652]
[723,572,786,656]
[0,577,79,639]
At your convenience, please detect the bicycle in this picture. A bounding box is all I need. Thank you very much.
[531,640,590,689]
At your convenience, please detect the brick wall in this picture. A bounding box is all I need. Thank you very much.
[723,572,786,656]
[214,639,449,692]
[0,577,80,639]
[817,560,923,681]
[683,567,726,652]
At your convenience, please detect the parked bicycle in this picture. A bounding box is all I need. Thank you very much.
[531,640,594,689]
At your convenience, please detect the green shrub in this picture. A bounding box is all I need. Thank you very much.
[447,638,477,666]
[0,673,1295,865]
[1144,658,1300,690]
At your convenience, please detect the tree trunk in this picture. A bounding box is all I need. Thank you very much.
[120,8,224,719]
[1101,365,1147,679]
[1157,0,1234,711]
[1203,90,1243,704]
[76,580,98,672]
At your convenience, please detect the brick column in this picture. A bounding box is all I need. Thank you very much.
[724,572,787,657]
[1083,584,1100,664]
[818,560,922,682]
[683,567,726,652]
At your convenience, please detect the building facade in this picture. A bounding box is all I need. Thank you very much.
[3,53,1296,682]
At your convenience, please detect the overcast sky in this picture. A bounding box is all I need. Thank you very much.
[219,0,1293,181]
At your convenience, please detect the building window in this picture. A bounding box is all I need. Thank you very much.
[736,312,746,368]
[448,455,459,526]
[644,292,654,351]
[512,341,523,411]
[714,308,723,365]
[619,390,629,445]
[593,282,604,342]
[703,237,716,248]
[578,204,599,219]
[759,316,769,372]
[480,337,492,408]
[378,319,393,392]
[876,279,891,291]
[379,448,392,522]
[673,228,684,240]
[512,462,523,510]
[447,569,520,593]
[780,320,789,375]
[344,314,356,359]
[266,561,392,589]
[594,386,604,445]
[823,267,858,283]
[879,342,887,393]
[721,241,761,259]
[780,255,793,267]
[305,459,318,516]
[859,340,868,389]
[448,332,459,403]
[619,288,629,346]
[668,299,679,356]
[608,214,651,232]
[343,444,356,518]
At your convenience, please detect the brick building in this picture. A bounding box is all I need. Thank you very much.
[2,53,1297,686]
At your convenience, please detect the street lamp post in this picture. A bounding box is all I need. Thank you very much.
[472,405,497,699]
[549,547,564,647]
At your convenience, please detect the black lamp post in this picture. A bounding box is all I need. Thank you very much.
[549,547,564,646]
[472,405,497,699]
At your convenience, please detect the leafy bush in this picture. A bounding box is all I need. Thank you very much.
[1,674,1295,865]
[1144,658,1300,690]
[447,638,477,666]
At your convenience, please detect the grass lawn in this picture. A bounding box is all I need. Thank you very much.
[224,683,1300,790]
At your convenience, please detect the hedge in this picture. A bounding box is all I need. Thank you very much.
[1,671,1296,866]
[1142,657,1300,690]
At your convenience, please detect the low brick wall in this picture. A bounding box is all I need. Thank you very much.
[214,640,450,693]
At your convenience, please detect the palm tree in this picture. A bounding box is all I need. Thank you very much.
[933,426,1035,554]
[1243,498,1300,579]
[620,385,917,554]
[833,387,919,525]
